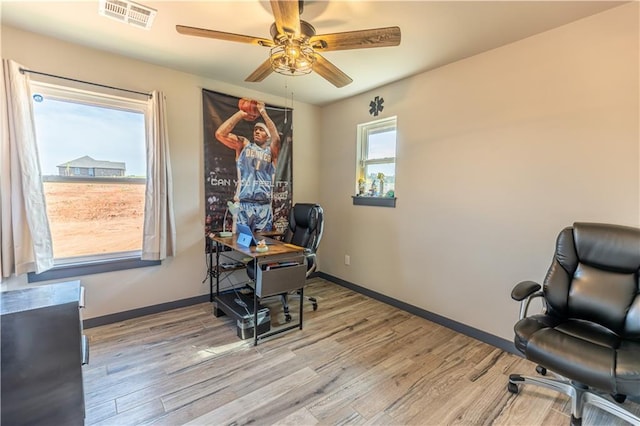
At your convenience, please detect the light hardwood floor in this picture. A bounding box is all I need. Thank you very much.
[83,278,640,425]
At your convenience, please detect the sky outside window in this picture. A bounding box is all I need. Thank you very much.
[368,130,396,159]
[32,96,146,176]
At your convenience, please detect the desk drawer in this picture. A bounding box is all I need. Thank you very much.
[255,262,306,298]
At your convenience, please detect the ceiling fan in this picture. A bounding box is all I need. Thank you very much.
[176,0,401,88]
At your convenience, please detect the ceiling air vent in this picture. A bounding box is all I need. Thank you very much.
[98,0,157,30]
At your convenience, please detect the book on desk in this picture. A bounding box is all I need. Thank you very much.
[263,260,300,271]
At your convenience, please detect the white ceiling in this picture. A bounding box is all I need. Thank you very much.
[0,1,626,106]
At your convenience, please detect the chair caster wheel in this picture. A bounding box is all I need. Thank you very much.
[312,303,318,311]
[611,393,626,403]
[570,415,582,426]
[536,365,547,376]
[285,314,292,322]
[507,382,519,394]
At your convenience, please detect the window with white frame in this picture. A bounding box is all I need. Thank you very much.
[356,116,397,200]
[28,81,156,280]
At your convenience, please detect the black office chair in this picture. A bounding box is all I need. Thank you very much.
[508,222,640,426]
[247,203,324,322]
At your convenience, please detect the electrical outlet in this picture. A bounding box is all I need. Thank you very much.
[344,254,350,265]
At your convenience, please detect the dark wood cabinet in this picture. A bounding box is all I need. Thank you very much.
[1,280,87,426]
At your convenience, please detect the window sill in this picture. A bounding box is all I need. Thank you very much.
[352,196,397,208]
[27,255,160,283]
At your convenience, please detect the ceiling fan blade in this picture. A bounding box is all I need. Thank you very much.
[176,25,274,47]
[270,0,301,36]
[313,53,352,88]
[310,26,401,52]
[245,58,274,83]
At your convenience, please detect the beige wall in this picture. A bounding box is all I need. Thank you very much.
[318,3,639,340]
[0,26,321,319]
[1,3,638,343]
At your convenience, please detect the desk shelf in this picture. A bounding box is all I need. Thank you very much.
[213,292,271,340]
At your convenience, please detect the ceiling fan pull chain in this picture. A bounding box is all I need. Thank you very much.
[290,89,294,124]
[283,81,288,124]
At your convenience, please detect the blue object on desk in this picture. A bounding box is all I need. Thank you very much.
[236,223,274,247]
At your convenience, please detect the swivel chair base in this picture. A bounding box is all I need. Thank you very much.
[281,291,318,322]
[508,369,640,426]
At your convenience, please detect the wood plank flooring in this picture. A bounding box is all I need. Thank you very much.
[83,278,640,425]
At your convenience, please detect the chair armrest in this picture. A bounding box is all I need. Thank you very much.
[511,280,545,320]
[511,280,542,301]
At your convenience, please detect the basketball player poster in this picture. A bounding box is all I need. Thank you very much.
[203,89,293,245]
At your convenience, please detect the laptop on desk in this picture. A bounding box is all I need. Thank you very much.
[236,223,277,248]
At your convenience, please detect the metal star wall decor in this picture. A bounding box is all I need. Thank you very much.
[369,96,384,116]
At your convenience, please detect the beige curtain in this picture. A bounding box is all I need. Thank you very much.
[0,59,54,279]
[142,90,176,260]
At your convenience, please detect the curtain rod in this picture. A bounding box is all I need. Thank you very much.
[19,68,152,98]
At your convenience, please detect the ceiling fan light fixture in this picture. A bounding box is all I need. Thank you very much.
[270,42,315,76]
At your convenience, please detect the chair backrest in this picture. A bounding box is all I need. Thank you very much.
[283,203,324,253]
[544,222,640,338]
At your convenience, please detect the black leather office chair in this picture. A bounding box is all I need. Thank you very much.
[247,203,324,322]
[508,222,640,426]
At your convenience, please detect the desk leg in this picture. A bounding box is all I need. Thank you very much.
[208,239,214,303]
[299,287,304,330]
[212,242,225,318]
[253,261,259,346]
[215,242,221,298]
[253,292,259,346]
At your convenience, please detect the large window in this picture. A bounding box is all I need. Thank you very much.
[354,116,397,207]
[28,82,156,280]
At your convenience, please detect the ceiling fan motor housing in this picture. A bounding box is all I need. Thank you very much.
[270,20,316,42]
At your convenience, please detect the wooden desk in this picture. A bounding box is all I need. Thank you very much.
[208,234,306,345]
